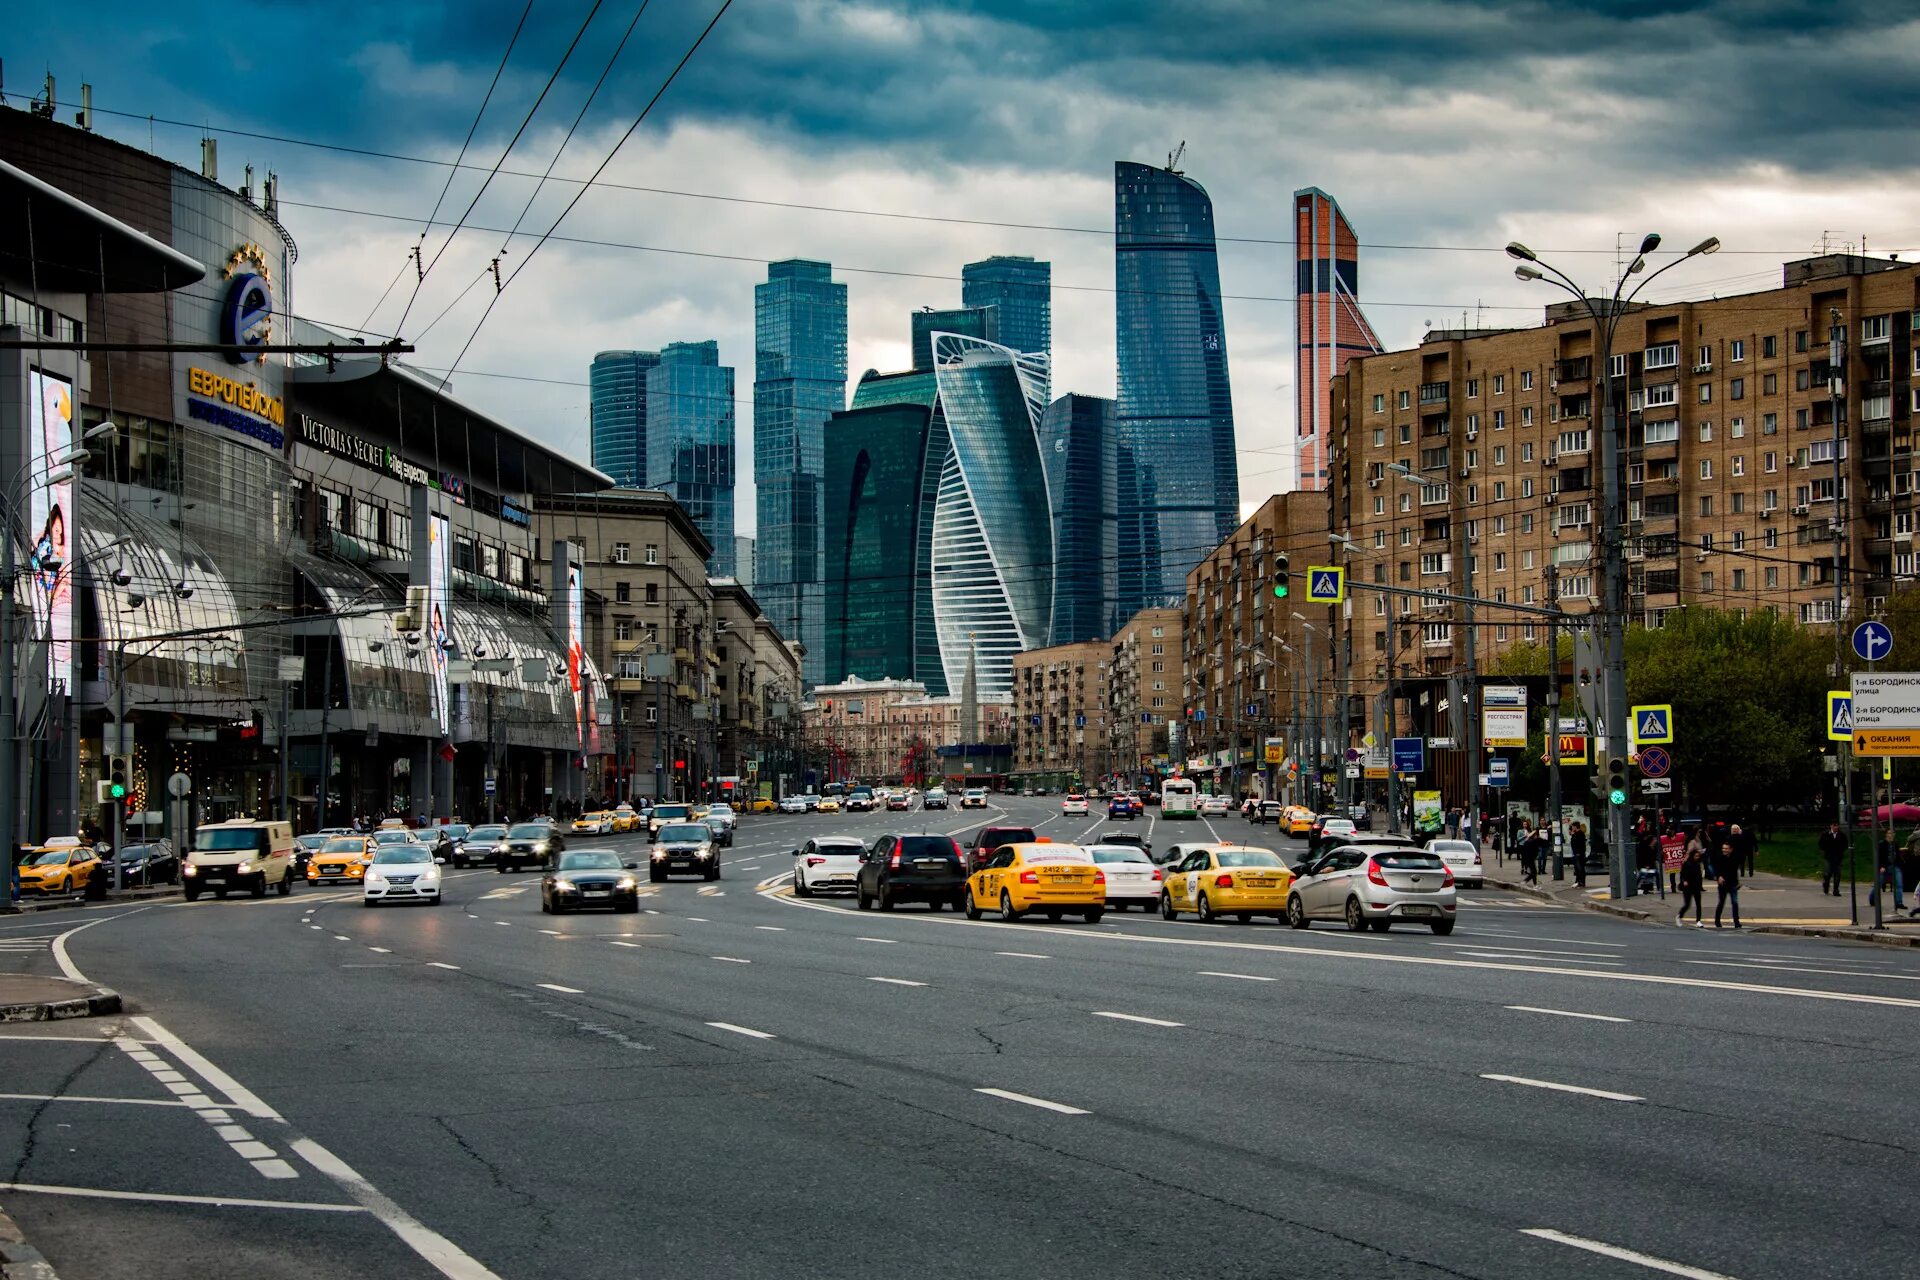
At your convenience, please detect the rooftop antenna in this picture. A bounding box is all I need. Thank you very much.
[1167,140,1186,174]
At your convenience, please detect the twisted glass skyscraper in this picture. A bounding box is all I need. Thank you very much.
[753,259,847,687]
[1114,160,1239,614]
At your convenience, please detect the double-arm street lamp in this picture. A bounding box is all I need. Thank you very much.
[1506,233,1720,899]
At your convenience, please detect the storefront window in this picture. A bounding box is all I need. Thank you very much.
[481,543,501,579]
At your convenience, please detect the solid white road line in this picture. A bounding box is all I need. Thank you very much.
[1460,951,1623,966]
[1688,960,1920,982]
[686,917,709,923]
[974,1087,1090,1115]
[427,962,461,970]
[539,929,562,937]
[868,977,927,987]
[1198,970,1276,982]
[0,1180,365,1212]
[536,983,584,994]
[1504,1006,1633,1024]
[1435,942,1624,960]
[1481,1074,1644,1102]
[1092,1011,1184,1027]
[130,1016,278,1121]
[706,1021,776,1039]
[995,951,1050,959]
[1519,1227,1740,1279]
[711,956,751,964]
[0,1092,192,1108]
[1471,930,1630,948]
[368,947,392,954]
[291,1139,504,1280]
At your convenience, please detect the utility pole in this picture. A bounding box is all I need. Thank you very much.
[1457,472,1481,849]
[1830,308,1863,926]
[1546,563,1564,878]
[1386,608,1402,835]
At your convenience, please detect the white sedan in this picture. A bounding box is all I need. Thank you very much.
[362,844,444,906]
[1426,838,1484,889]
[791,836,866,896]
[1061,794,1090,816]
[778,795,809,813]
[1089,843,1161,910]
[1199,794,1233,817]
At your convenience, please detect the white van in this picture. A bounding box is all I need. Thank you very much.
[184,819,296,899]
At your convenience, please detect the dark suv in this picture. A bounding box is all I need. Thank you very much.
[967,825,1037,872]
[856,834,968,911]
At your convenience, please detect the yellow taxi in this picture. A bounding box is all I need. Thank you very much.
[748,796,776,814]
[1160,843,1295,923]
[1285,806,1316,837]
[17,839,104,896]
[817,796,841,813]
[964,841,1106,924]
[307,835,373,884]
[572,811,615,836]
[609,805,641,833]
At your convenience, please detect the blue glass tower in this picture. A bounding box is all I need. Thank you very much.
[589,349,660,486]
[964,256,1051,397]
[1114,160,1239,614]
[753,259,847,686]
[645,340,736,578]
[911,305,996,372]
[1041,393,1116,645]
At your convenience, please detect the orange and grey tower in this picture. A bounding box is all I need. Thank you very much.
[1294,188,1382,491]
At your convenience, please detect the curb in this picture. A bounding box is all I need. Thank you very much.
[0,1199,62,1280]
[0,886,180,916]
[0,984,123,1024]
[1486,874,1920,941]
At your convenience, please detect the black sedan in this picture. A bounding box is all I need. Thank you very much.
[541,851,642,914]
[113,841,178,886]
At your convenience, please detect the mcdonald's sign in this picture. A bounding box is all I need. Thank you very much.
[1552,734,1588,765]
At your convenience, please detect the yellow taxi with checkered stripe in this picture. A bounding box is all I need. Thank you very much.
[1160,843,1295,924]
[964,841,1106,924]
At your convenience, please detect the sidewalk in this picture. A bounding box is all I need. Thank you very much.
[1486,860,1920,948]
[0,974,122,1022]
[0,883,178,915]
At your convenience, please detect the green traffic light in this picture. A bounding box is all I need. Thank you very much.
[1608,787,1627,805]
[1273,581,1289,599]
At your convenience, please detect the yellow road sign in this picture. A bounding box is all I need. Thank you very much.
[1827,691,1854,742]
[1853,729,1920,757]
[1363,766,1388,779]
[1304,565,1346,604]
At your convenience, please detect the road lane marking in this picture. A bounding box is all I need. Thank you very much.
[706,1021,776,1039]
[1687,960,1920,982]
[1460,951,1623,966]
[1435,942,1624,960]
[1198,971,1276,982]
[427,962,461,970]
[1475,930,1628,948]
[0,1092,192,1108]
[291,1138,505,1280]
[1519,1228,1739,1279]
[868,977,926,987]
[711,956,751,964]
[0,1181,364,1212]
[129,1017,278,1120]
[494,921,512,927]
[1482,1074,1643,1102]
[310,925,323,930]
[1093,1011,1183,1027]
[995,951,1050,959]
[856,936,898,943]
[536,983,584,994]
[686,917,709,922]
[1505,1006,1633,1024]
[754,925,786,931]
[368,947,392,954]
[974,1087,1089,1115]
[539,929,563,936]
[609,941,644,948]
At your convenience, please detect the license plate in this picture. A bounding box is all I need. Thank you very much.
[1402,904,1437,917]
[1047,874,1078,883]
[1244,877,1275,887]
[584,889,610,897]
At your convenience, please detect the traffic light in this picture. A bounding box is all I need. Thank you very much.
[1271,554,1291,600]
[1604,756,1628,807]
[107,755,131,802]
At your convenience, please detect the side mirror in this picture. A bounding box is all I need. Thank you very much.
[434,857,448,866]
[789,848,802,857]
[624,861,638,870]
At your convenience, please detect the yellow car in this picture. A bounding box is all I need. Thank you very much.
[572,811,615,836]
[609,806,641,833]
[307,836,372,884]
[748,796,776,814]
[17,840,104,896]
[964,841,1106,923]
[817,797,841,813]
[1285,807,1316,837]
[1160,844,1294,923]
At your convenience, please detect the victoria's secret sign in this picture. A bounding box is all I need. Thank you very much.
[297,414,470,504]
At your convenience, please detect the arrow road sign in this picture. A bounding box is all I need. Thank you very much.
[1637,745,1671,778]
[1640,777,1672,794]
[1853,620,1894,663]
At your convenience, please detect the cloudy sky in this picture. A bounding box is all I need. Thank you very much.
[12,1,1920,528]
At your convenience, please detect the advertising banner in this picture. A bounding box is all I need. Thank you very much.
[567,561,586,750]
[1482,706,1528,748]
[28,369,74,693]
[1413,791,1444,839]
[1661,832,1686,872]
[427,513,452,735]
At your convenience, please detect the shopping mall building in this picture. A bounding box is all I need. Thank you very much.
[2,106,616,838]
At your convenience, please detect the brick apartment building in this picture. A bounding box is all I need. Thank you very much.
[1106,607,1184,784]
[1011,641,1111,786]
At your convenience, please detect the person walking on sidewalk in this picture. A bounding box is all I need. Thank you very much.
[1869,832,1905,912]
[1518,819,1538,884]
[1819,821,1848,897]
[1730,823,1757,879]
[1712,838,1743,929]
[1676,844,1706,927]
[1899,835,1920,918]
[1569,822,1588,889]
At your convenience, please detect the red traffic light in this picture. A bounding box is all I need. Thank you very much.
[674,759,686,770]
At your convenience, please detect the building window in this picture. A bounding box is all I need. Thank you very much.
[1731,339,1746,362]
[1765,566,1778,588]
[1732,492,1745,513]
[1729,378,1744,401]
[1493,445,1506,465]
[1372,427,1385,447]
[1763,413,1778,435]
[481,543,501,579]
[1697,421,1714,443]
[1521,442,1534,462]
[1520,371,1534,391]
[1493,410,1507,431]
[1700,496,1713,516]
[1645,343,1679,370]
[1646,383,1679,409]
[645,543,660,565]
[615,620,633,641]
[1763,335,1778,358]
[1466,378,1479,398]
[1493,515,1507,535]
[1492,374,1506,395]
[1732,455,1745,477]
[645,582,659,603]
[1374,496,1386,515]
[1372,394,1386,413]
[1521,514,1534,533]
[1374,529,1387,548]
[1700,459,1714,480]
[1700,571,1715,592]
[1397,390,1411,410]
[1521,406,1535,427]
[1762,373,1778,395]
[1863,315,1891,343]
[1521,478,1534,498]
[1796,368,1810,392]
[610,542,631,563]
[615,582,631,603]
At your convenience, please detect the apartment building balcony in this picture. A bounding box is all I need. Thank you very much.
[1418,381,1450,410]
[1554,356,1593,385]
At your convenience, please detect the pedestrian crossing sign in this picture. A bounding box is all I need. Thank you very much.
[1630,704,1673,745]
[1305,565,1345,604]
[1827,690,1855,742]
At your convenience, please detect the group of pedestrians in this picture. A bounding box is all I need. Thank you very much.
[1672,834,1745,928]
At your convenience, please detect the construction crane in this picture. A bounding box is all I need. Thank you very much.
[1167,141,1186,173]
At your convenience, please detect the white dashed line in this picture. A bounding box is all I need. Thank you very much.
[711,956,751,964]
[1093,1011,1184,1027]
[1519,1228,1738,1278]
[536,983,585,994]
[994,951,1051,959]
[332,935,350,942]
[609,941,644,948]
[427,962,461,970]
[856,936,897,944]
[1505,1006,1632,1023]
[706,1021,776,1040]
[1482,1074,1643,1102]
[754,925,786,932]
[367,947,391,954]
[1198,970,1276,982]
[974,1087,1089,1115]
[868,977,927,987]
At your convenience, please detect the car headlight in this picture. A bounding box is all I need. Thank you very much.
[651,850,668,860]
[616,876,637,890]
[237,861,253,874]
[183,864,198,876]
[697,848,713,859]
[553,877,576,891]
[365,873,385,886]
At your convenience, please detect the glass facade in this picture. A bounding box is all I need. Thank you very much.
[753,259,846,686]
[911,305,995,372]
[824,403,934,690]
[963,256,1051,399]
[1041,393,1117,644]
[645,340,736,578]
[1114,161,1239,615]
[591,349,660,486]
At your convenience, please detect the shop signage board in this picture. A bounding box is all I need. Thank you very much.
[1482,707,1528,748]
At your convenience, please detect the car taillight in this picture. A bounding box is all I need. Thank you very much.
[1215,873,1234,888]
[1472,852,1482,865]
[1151,868,1163,881]
[1367,861,1388,887]
[889,848,901,869]
[950,839,964,859]
[1019,870,1039,884]
[807,857,826,867]
[1441,865,1455,887]
[1092,870,1105,885]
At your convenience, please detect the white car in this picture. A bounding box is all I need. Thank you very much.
[1426,838,1484,889]
[704,803,737,846]
[1287,844,1457,934]
[362,844,444,906]
[791,836,865,896]
[778,795,809,814]
[961,789,988,809]
[1318,818,1357,843]
[1088,843,1161,910]
[1062,794,1090,816]
[1200,794,1233,817]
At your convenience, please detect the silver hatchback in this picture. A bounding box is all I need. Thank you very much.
[1286,844,1458,935]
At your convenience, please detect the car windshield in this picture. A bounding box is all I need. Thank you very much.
[1090,847,1150,864]
[658,824,710,842]
[1216,850,1285,868]
[32,850,72,865]
[321,839,365,854]
[118,845,158,860]
[373,831,413,844]
[372,847,432,865]
[193,829,267,852]
[559,853,622,871]
[898,836,961,857]
[507,824,550,839]
[441,825,469,838]
[652,806,690,819]
[297,834,330,849]
[1429,840,1475,854]
[708,804,734,815]
[471,827,506,841]
[1374,853,1446,869]
[1323,820,1354,830]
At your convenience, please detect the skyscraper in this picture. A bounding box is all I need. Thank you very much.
[1041,393,1117,645]
[645,340,736,578]
[910,305,996,372]
[824,399,937,690]
[589,349,661,486]
[1294,188,1382,492]
[963,256,1051,396]
[753,259,847,687]
[1114,159,1239,615]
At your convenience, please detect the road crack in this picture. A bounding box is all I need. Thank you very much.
[433,1114,556,1237]
[9,1038,116,1184]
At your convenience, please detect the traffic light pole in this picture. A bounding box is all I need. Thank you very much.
[112,645,125,891]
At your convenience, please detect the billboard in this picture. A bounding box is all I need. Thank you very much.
[427,512,452,735]
[28,369,74,693]
[567,562,585,749]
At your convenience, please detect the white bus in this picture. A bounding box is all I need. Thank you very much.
[1161,778,1198,819]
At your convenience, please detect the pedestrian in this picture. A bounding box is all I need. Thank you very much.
[1570,821,1588,889]
[1518,819,1538,884]
[1491,821,1505,865]
[1676,844,1706,927]
[1730,823,1757,879]
[1818,821,1848,898]
[1712,838,1742,929]
[1868,832,1905,912]
[1898,836,1920,918]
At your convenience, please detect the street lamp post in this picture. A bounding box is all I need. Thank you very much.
[1508,233,1721,900]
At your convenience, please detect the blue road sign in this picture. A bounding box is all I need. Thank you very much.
[1489,757,1510,780]
[1853,620,1893,663]
[1075,714,1086,728]
[1305,566,1346,604]
[1391,736,1426,774]
[1637,745,1671,778]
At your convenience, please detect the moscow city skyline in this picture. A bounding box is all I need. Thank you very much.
[10,1,1917,535]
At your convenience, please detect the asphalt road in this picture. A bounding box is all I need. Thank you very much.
[4,795,1916,1279]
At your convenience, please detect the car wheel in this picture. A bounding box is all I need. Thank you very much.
[1000,889,1021,921]
[540,896,552,914]
[649,868,665,883]
[856,885,872,911]
[496,862,510,874]
[1431,919,1455,935]
[1160,892,1177,921]
[1369,918,1391,933]
[1287,894,1309,930]
[708,864,721,882]
[1345,897,1368,933]
[276,873,292,896]
[1197,891,1220,924]
[183,888,200,902]
[1083,908,1103,924]
[793,874,812,898]
[362,897,375,908]
[964,887,983,920]
[250,875,268,899]
[214,888,229,900]
[878,884,895,911]
[618,900,639,913]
